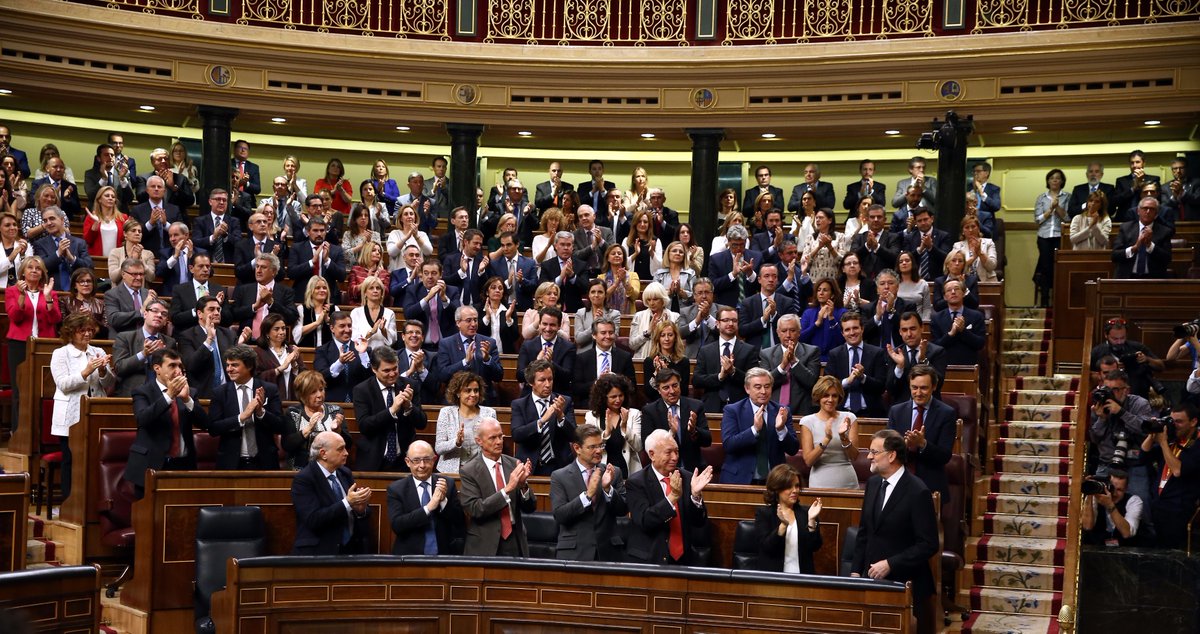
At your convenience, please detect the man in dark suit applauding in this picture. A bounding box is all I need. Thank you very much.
[707,225,761,309]
[719,368,800,484]
[539,232,589,312]
[192,189,242,264]
[885,312,947,403]
[352,347,428,472]
[169,253,229,332]
[404,257,461,349]
[1068,162,1117,218]
[434,305,504,404]
[572,317,635,404]
[290,431,371,555]
[626,429,713,565]
[641,368,711,473]
[904,207,952,281]
[230,253,298,336]
[676,278,718,357]
[852,429,939,634]
[761,314,821,416]
[738,264,794,348]
[886,366,956,504]
[313,312,371,403]
[535,161,574,212]
[459,418,538,556]
[207,345,286,470]
[1112,196,1173,279]
[693,305,762,411]
[386,440,465,555]
[827,312,888,418]
[122,349,208,498]
[852,204,902,279]
[517,307,576,397]
[288,216,346,305]
[787,163,836,212]
[930,280,987,367]
[488,231,539,311]
[511,359,577,476]
[178,296,239,401]
[550,424,628,561]
[843,159,887,219]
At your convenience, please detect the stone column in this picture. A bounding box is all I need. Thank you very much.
[198,105,238,217]
[447,123,485,226]
[687,128,725,264]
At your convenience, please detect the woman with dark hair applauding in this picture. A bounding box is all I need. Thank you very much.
[585,373,642,478]
[753,464,823,574]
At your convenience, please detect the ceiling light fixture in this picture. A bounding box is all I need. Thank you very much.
[395,126,411,131]
[138,105,156,111]
[641,133,656,139]
[1144,119,1161,126]
[760,133,777,139]
[884,129,900,135]
[518,131,533,137]
[1011,125,1029,131]
[0,89,12,95]
[271,117,287,123]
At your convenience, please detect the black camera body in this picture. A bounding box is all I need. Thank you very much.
[1174,319,1200,339]
[1142,415,1173,435]
[1093,385,1115,405]
[1082,477,1111,496]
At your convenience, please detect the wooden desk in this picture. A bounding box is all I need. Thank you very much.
[210,263,238,291]
[0,473,29,572]
[0,565,102,634]
[212,557,914,634]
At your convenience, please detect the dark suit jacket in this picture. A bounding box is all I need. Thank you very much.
[33,234,92,289]
[459,454,538,556]
[550,461,628,561]
[787,181,836,213]
[31,178,82,219]
[84,167,135,211]
[749,230,793,265]
[707,248,764,309]
[489,255,540,312]
[517,336,576,397]
[135,170,194,212]
[931,274,980,313]
[862,297,914,350]
[388,267,416,305]
[351,378,429,471]
[207,379,286,469]
[402,283,460,341]
[229,281,299,327]
[852,469,939,601]
[886,342,948,403]
[434,334,504,403]
[693,339,762,411]
[761,342,821,415]
[572,346,635,404]
[103,282,150,333]
[510,393,577,475]
[1111,219,1173,278]
[386,474,465,555]
[122,380,208,488]
[576,180,617,212]
[826,343,888,417]
[737,292,796,348]
[930,306,987,367]
[192,213,243,263]
[742,185,784,215]
[976,182,1001,215]
[168,279,230,332]
[886,399,957,499]
[154,247,204,296]
[1114,174,1163,221]
[535,180,575,212]
[436,231,462,260]
[851,230,903,279]
[626,466,709,565]
[231,159,261,209]
[843,181,887,214]
[290,461,371,555]
[313,339,371,403]
[233,236,286,283]
[177,325,238,401]
[288,241,347,305]
[442,252,487,308]
[112,329,177,396]
[719,398,800,484]
[675,303,718,357]
[129,200,183,258]
[903,228,953,277]
[753,503,822,573]
[538,256,589,312]
[640,397,711,473]
[1068,182,1117,218]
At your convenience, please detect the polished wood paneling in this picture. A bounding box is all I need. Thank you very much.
[0,473,29,572]
[0,564,101,634]
[1085,279,1200,382]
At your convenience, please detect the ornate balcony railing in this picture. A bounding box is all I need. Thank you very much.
[64,0,1200,45]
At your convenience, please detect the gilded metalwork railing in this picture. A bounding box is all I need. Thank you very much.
[974,0,1200,33]
[723,0,935,43]
[484,0,688,45]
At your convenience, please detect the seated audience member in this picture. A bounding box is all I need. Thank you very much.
[208,345,285,470]
[434,371,496,474]
[1089,317,1163,399]
[575,316,636,404]
[488,230,539,312]
[737,263,792,350]
[288,216,347,304]
[282,370,349,470]
[459,418,538,556]
[642,368,710,473]
[626,429,714,565]
[1112,197,1172,279]
[50,312,115,500]
[34,206,92,290]
[1080,469,1142,548]
[518,306,576,396]
[290,431,372,555]
[154,222,199,295]
[853,203,902,279]
[1068,162,1116,217]
[435,305,503,404]
[1142,403,1200,549]
[585,373,642,478]
[863,268,910,349]
[574,278,621,353]
[59,268,107,339]
[193,188,242,264]
[930,275,988,364]
[123,349,208,498]
[694,305,762,411]
[753,464,823,573]
[886,311,947,403]
[1088,369,1155,505]
[762,313,820,415]
[177,295,238,400]
[798,375,861,489]
[104,258,154,334]
[826,312,888,418]
[313,311,371,403]
[387,440,466,556]
[511,359,578,476]
[719,367,800,485]
[294,277,338,348]
[1070,190,1113,250]
[886,365,956,502]
[169,253,228,333]
[539,231,590,313]
[676,277,718,357]
[630,282,679,360]
[403,256,460,350]
[799,277,846,362]
[107,218,157,284]
[353,347,428,473]
[931,249,980,313]
[112,299,175,396]
[256,313,306,402]
[231,253,299,336]
[550,423,629,562]
[388,243,424,305]
[1113,150,1161,221]
[707,224,761,309]
[479,276,519,355]
[350,276,396,349]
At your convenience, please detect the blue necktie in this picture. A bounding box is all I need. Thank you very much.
[420,480,438,555]
[211,340,224,388]
[327,474,350,545]
[145,334,160,381]
[849,346,864,411]
[384,386,398,463]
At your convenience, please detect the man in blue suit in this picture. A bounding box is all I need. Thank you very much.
[517,307,576,397]
[970,162,1001,217]
[511,359,577,476]
[230,140,261,219]
[312,312,371,403]
[290,431,371,555]
[843,158,887,219]
[192,188,242,264]
[33,206,92,290]
[929,280,987,367]
[719,367,799,484]
[434,305,504,404]
[0,124,30,178]
[708,224,762,309]
[488,231,539,311]
[737,264,794,349]
[442,229,488,309]
[388,244,423,305]
[886,365,957,503]
[403,258,460,351]
[288,216,346,305]
[206,345,286,470]
[749,209,792,265]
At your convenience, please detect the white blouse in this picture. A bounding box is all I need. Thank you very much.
[50,344,115,436]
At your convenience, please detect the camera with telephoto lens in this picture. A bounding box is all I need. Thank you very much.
[1174,319,1200,339]
[1093,385,1115,405]
[1082,477,1112,496]
[1110,428,1129,468]
[1142,415,1173,435]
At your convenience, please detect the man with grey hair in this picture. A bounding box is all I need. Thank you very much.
[719,366,799,484]
[787,163,836,212]
[33,205,92,290]
[892,156,938,210]
[232,252,299,333]
[139,147,194,210]
[290,430,372,555]
[155,221,197,293]
[540,230,589,312]
[707,223,762,308]
[130,173,184,256]
[646,187,679,243]
[677,277,719,356]
[572,204,612,276]
[626,428,713,565]
[105,258,156,333]
[398,170,437,233]
[762,313,821,415]
[460,417,537,556]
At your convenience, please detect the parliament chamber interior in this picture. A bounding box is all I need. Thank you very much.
[0,0,1199,632]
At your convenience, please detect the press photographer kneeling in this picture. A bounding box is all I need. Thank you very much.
[1081,469,1141,547]
[1140,403,1200,549]
[1087,370,1155,509]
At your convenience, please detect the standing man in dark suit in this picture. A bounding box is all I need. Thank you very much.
[852,429,939,634]
[749,209,792,265]
[827,312,888,418]
[641,368,711,473]
[154,223,200,296]
[0,124,30,178]
[169,253,229,332]
[535,161,574,212]
[424,156,452,221]
[111,299,176,396]
[930,280,988,367]
[32,207,92,291]
[443,229,488,309]
[230,140,261,220]
[762,314,821,416]
[31,156,82,220]
[771,241,813,310]
[742,164,784,214]
[230,253,298,336]
[352,347,428,472]
[571,205,613,278]
[192,189,242,264]
[313,312,371,403]
[122,349,208,498]
[970,162,1002,219]
[232,212,285,284]
[693,305,763,411]
[886,366,956,504]
[646,188,680,244]
[488,231,539,312]
[550,424,628,561]
[84,144,135,211]
[539,232,589,312]
[626,429,713,565]
[708,224,762,309]
[676,278,718,357]
[129,175,182,259]
[904,207,952,281]
[388,244,423,306]
[437,207,469,259]
[843,159,887,219]
[852,204,902,279]
[1068,162,1118,218]
[517,307,576,396]
[178,296,239,400]
[434,305,504,404]
[139,147,195,212]
[511,359,577,476]
[404,257,461,349]
[1114,150,1163,221]
[577,159,617,217]
[290,431,372,555]
[572,317,635,404]
[863,269,912,350]
[207,345,285,470]
[459,418,537,556]
[885,312,947,403]
[738,264,794,349]
[104,258,155,334]
[719,368,800,484]
[288,216,346,305]
[1112,196,1173,279]
[787,163,836,213]
[387,440,465,555]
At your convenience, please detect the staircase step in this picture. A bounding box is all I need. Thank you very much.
[1005,404,1074,423]
[994,455,1070,476]
[1008,306,1050,320]
[989,474,1069,496]
[27,515,45,539]
[1002,338,1050,353]
[969,561,1064,592]
[984,493,1069,517]
[26,537,61,566]
[970,587,1062,616]
[1001,362,1049,378]
[1000,350,1049,366]
[997,421,1073,441]
[963,611,1060,634]
[1007,390,1076,407]
[980,513,1069,539]
[1011,375,1079,392]
[970,535,1066,567]
[996,438,1073,459]
[1004,327,1051,341]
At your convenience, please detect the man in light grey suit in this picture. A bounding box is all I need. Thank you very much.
[112,299,177,396]
[892,156,938,209]
[761,314,822,416]
[549,424,628,561]
[572,204,613,277]
[459,418,538,556]
[104,258,156,334]
[675,278,718,357]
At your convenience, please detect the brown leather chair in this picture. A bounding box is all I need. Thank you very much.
[98,430,137,597]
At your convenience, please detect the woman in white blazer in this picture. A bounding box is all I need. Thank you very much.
[50,312,115,500]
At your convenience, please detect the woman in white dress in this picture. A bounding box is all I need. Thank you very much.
[628,282,678,360]
[350,276,396,349]
[796,376,859,489]
[50,313,115,499]
[385,205,433,271]
[951,214,999,282]
[584,373,642,478]
[434,371,496,474]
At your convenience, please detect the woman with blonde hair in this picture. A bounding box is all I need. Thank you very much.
[796,375,859,489]
[642,320,689,402]
[293,276,339,347]
[521,281,570,341]
[82,185,126,258]
[171,142,200,193]
[711,212,744,255]
[624,209,662,282]
[531,207,563,264]
[952,214,999,282]
[0,212,30,289]
[628,282,678,360]
[624,166,650,214]
[282,370,349,470]
[350,275,396,349]
[281,155,306,207]
[486,212,517,252]
[652,241,695,312]
[434,371,497,474]
[347,241,390,305]
[600,244,640,314]
[50,312,114,499]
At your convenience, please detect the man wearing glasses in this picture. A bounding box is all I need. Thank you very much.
[1090,317,1164,399]
[693,306,763,411]
[386,440,465,555]
[112,299,177,396]
[1088,369,1155,509]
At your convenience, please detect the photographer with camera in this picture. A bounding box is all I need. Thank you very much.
[1141,403,1200,549]
[1081,469,1142,547]
[1088,370,1155,507]
[1090,318,1164,399]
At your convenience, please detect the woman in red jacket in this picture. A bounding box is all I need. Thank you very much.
[82,185,127,258]
[6,256,62,433]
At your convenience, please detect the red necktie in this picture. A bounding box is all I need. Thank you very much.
[663,476,684,561]
[914,405,925,432]
[168,398,181,457]
[494,462,513,539]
